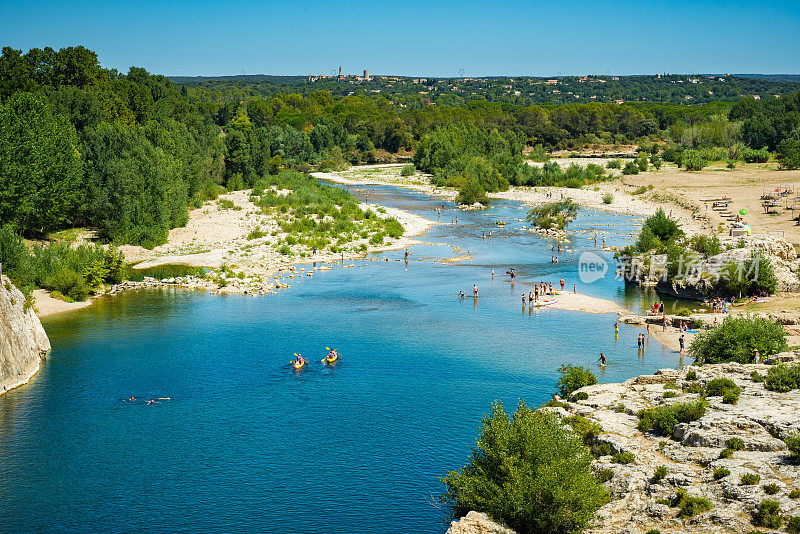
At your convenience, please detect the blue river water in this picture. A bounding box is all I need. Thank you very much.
[0,185,690,533]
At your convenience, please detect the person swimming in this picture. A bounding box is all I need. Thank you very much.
[598,352,606,365]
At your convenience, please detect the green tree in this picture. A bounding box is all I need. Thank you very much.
[777,137,800,170]
[441,401,608,534]
[690,315,787,364]
[0,92,84,235]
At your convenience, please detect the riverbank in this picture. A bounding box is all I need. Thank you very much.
[34,188,436,317]
[448,354,800,534]
[1,277,50,394]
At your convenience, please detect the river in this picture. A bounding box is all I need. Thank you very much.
[0,184,688,533]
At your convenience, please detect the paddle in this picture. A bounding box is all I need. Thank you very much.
[291,353,305,368]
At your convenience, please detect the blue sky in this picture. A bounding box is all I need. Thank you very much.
[2,0,799,77]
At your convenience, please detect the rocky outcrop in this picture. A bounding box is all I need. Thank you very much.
[575,358,800,534]
[448,357,800,534]
[619,233,800,300]
[0,276,50,394]
[446,512,516,534]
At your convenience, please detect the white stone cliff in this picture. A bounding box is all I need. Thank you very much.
[0,275,50,394]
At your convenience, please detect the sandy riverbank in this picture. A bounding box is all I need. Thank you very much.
[35,187,436,318]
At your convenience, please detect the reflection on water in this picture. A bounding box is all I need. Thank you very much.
[0,183,695,534]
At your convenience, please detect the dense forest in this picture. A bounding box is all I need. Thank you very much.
[1,45,799,251]
[174,73,800,107]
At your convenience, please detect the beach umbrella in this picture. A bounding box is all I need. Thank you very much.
[739,208,748,215]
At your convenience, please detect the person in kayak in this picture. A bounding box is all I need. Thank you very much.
[295,354,305,366]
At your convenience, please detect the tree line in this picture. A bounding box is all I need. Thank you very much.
[2,44,799,247]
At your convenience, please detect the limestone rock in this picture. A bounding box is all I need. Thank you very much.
[446,512,516,534]
[0,276,50,394]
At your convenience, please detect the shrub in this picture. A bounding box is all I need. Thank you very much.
[791,489,800,499]
[650,154,662,170]
[613,403,626,413]
[683,150,706,171]
[742,147,771,163]
[719,448,734,459]
[751,370,764,383]
[670,489,712,518]
[632,185,648,195]
[645,530,661,534]
[753,499,783,528]
[606,159,621,169]
[572,391,589,401]
[602,193,613,204]
[596,469,614,483]
[440,401,608,534]
[636,156,648,172]
[705,378,741,404]
[690,315,787,364]
[400,163,415,176]
[786,432,800,463]
[613,452,635,464]
[556,364,597,398]
[663,391,677,399]
[689,234,722,257]
[726,437,745,451]
[247,226,266,240]
[686,370,697,381]
[652,465,668,481]
[527,200,579,231]
[637,401,706,436]
[713,467,730,480]
[765,364,800,393]
[763,483,780,495]
[740,473,761,485]
[563,415,603,445]
[622,161,640,175]
[787,516,800,534]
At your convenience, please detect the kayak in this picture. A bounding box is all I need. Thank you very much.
[325,355,338,365]
[531,299,557,307]
[293,360,306,370]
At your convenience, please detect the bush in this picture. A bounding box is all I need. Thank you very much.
[706,378,741,404]
[721,253,777,296]
[751,370,764,383]
[663,391,677,399]
[637,401,706,436]
[612,452,635,464]
[791,489,800,499]
[726,437,745,451]
[787,516,800,534]
[753,499,783,528]
[742,147,771,163]
[670,489,712,518]
[596,468,614,483]
[622,161,640,175]
[652,465,668,481]
[650,153,662,170]
[556,364,597,398]
[247,226,266,240]
[400,163,415,176]
[683,150,706,171]
[636,156,648,172]
[719,448,734,459]
[606,159,621,169]
[690,315,787,364]
[765,364,800,393]
[563,415,603,445]
[740,473,761,485]
[689,234,722,257]
[713,467,730,480]
[763,483,780,495]
[786,432,800,463]
[440,401,608,534]
[602,193,613,204]
[572,391,589,401]
[686,370,697,381]
[527,200,579,231]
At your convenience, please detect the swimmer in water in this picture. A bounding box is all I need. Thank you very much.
[598,352,607,366]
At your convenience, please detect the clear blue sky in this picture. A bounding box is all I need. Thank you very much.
[2,0,799,77]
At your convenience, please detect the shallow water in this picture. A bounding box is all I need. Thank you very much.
[0,186,690,533]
